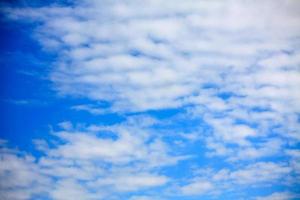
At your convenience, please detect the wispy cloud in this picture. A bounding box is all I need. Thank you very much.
[1,0,300,199]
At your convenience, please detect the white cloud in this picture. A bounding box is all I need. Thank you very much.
[46,124,183,167]
[227,162,291,185]
[5,0,300,148]
[6,0,300,113]
[2,0,300,199]
[231,138,284,161]
[129,195,164,200]
[0,147,52,200]
[0,118,182,200]
[179,161,295,197]
[51,179,100,200]
[71,104,108,115]
[180,180,213,195]
[92,173,168,192]
[255,192,297,200]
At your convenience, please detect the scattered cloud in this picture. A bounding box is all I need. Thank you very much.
[181,180,213,196]
[255,192,298,200]
[0,118,183,200]
[1,0,300,199]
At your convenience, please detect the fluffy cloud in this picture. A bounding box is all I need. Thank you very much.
[256,192,298,200]
[180,180,213,196]
[2,0,300,199]
[0,143,52,200]
[179,161,294,198]
[6,0,300,112]
[93,173,168,192]
[6,0,300,152]
[0,118,181,200]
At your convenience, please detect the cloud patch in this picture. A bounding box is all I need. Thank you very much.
[1,0,300,199]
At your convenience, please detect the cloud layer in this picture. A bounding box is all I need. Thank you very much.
[1,0,300,199]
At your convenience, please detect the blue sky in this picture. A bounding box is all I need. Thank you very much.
[0,0,300,200]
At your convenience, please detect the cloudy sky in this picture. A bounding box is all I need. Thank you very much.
[0,0,300,199]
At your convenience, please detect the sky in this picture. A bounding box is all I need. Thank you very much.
[0,0,300,199]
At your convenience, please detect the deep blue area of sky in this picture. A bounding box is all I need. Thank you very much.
[0,4,123,152]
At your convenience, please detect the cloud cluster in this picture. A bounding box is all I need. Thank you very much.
[2,0,300,199]
[178,161,294,196]
[9,0,300,111]
[0,118,183,200]
[7,0,300,145]
[255,192,298,200]
[2,119,297,200]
